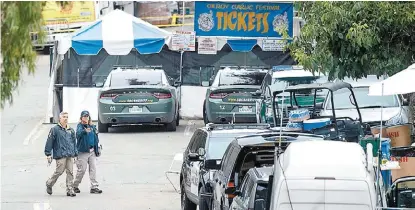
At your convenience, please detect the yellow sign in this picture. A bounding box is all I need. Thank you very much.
[42,1,96,25]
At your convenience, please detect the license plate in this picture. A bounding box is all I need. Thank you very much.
[239,106,252,113]
[129,106,142,113]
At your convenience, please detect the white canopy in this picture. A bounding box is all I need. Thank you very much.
[368,63,415,96]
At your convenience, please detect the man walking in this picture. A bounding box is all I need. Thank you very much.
[73,110,103,194]
[45,111,78,197]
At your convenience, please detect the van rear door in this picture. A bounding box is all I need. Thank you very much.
[277,179,325,210]
[324,180,373,210]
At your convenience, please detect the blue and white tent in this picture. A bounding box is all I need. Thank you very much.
[57,9,172,55]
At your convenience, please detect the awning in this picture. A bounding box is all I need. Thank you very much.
[368,63,415,96]
[57,9,171,55]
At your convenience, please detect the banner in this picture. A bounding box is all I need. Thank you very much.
[172,31,196,51]
[42,1,96,24]
[198,37,217,54]
[194,1,293,37]
[262,39,286,51]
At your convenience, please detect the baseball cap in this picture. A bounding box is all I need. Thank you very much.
[81,110,90,117]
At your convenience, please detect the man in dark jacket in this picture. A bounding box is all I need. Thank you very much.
[44,111,78,197]
[73,110,103,194]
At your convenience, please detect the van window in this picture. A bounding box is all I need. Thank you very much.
[255,183,268,200]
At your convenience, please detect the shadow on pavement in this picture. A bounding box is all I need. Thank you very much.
[107,124,186,134]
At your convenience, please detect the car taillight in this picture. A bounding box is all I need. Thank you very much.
[153,92,171,99]
[100,93,117,99]
[209,93,228,99]
[226,181,236,199]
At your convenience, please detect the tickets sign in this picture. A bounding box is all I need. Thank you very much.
[194,1,293,37]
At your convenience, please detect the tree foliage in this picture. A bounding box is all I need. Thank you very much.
[1,1,46,108]
[289,2,415,80]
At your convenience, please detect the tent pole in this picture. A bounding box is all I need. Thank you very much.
[180,51,183,82]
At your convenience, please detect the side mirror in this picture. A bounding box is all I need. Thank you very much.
[252,90,262,97]
[187,152,202,161]
[198,148,206,156]
[173,81,182,87]
[254,199,266,210]
[402,98,409,106]
[224,186,240,195]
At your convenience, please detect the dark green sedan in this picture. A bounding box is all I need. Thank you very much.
[97,67,181,132]
[203,67,268,124]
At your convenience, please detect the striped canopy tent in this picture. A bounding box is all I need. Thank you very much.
[57,9,172,55]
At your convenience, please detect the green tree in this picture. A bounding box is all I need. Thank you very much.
[1,1,70,109]
[288,1,415,122]
[290,1,414,79]
[1,1,46,108]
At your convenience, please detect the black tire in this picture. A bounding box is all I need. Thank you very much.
[176,111,180,126]
[199,187,210,210]
[166,120,177,131]
[181,181,197,210]
[98,117,108,133]
[203,101,209,124]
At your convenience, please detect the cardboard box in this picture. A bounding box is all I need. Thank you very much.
[391,156,415,182]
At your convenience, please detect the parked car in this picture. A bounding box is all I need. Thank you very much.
[210,132,325,210]
[254,66,327,126]
[97,66,181,132]
[267,140,382,210]
[324,75,410,127]
[203,66,268,124]
[386,176,415,208]
[180,123,272,210]
[228,166,272,210]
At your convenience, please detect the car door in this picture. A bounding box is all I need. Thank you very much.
[213,144,235,209]
[184,130,199,195]
[189,131,207,196]
[256,73,272,123]
[222,147,242,209]
[230,173,252,210]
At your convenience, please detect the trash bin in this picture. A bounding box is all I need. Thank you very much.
[390,146,415,182]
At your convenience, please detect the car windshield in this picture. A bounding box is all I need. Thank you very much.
[218,70,267,86]
[206,132,263,159]
[110,71,163,87]
[327,87,399,109]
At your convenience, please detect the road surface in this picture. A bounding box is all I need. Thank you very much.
[1,55,204,210]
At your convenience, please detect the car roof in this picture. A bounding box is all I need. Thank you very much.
[111,68,164,75]
[336,75,387,88]
[208,129,271,136]
[272,69,323,79]
[278,81,352,93]
[233,132,325,147]
[281,141,368,180]
[219,67,268,73]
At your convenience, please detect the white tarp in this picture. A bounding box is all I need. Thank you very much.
[369,63,415,96]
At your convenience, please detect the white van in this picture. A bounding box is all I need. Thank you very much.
[268,140,383,210]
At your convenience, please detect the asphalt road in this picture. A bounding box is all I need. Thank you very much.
[1,54,204,210]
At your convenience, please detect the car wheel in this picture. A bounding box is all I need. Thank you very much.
[203,101,209,124]
[199,187,210,210]
[181,181,196,210]
[165,120,177,131]
[176,111,180,126]
[98,117,108,133]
